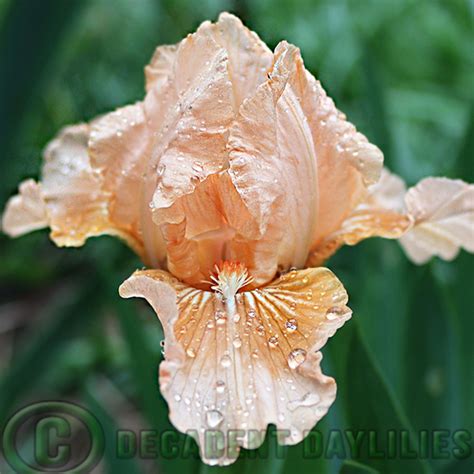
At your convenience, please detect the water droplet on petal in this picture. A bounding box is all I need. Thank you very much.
[157,164,165,177]
[186,348,196,358]
[285,319,298,333]
[247,309,256,318]
[288,348,307,369]
[215,310,227,325]
[216,380,226,394]
[326,306,345,320]
[220,354,232,368]
[206,409,224,428]
[268,335,279,347]
[233,336,242,349]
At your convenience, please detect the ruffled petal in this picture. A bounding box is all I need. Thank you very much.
[146,33,384,279]
[199,12,273,111]
[307,170,474,266]
[301,61,383,247]
[2,179,47,236]
[120,266,351,466]
[400,177,474,264]
[39,123,111,247]
[366,167,407,212]
[155,38,385,286]
[89,102,167,267]
[228,42,319,276]
[307,168,411,265]
[145,44,179,93]
[144,25,235,213]
[227,40,383,278]
[2,122,149,258]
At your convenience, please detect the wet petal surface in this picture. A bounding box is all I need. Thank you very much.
[120,266,351,465]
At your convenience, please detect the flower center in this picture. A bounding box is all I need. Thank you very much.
[210,262,253,300]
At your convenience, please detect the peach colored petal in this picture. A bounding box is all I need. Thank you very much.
[145,44,178,93]
[154,38,385,287]
[228,42,318,273]
[2,123,145,257]
[307,168,411,266]
[119,266,351,466]
[145,13,272,107]
[41,124,103,244]
[199,12,273,111]
[301,66,383,247]
[2,179,47,236]
[160,171,289,289]
[156,174,240,287]
[307,208,412,266]
[227,40,383,278]
[367,167,407,212]
[143,14,274,286]
[144,26,234,214]
[89,102,167,267]
[36,124,136,249]
[156,42,318,287]
[400,177,474,264]
[156,172,293,289]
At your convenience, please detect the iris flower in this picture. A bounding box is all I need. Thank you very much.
[2,13,473,466]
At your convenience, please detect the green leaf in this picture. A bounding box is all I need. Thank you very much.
[0,0,85,203]
[0,281,102,424]
[84,381,142,474]
[337,323,432,474]
[339,459,379,474]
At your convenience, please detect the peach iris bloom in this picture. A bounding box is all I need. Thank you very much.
[2,13,473,466]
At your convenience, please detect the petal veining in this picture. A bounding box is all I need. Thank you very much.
[119,266,351,465]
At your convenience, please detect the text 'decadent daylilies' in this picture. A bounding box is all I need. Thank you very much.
[2,12,473,466]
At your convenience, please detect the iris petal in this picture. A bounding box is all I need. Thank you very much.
[120,266,351,465]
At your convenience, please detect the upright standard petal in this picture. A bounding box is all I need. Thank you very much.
[300,58,383,248]
[144,26,235,213]
[145,44,178,93]
[199,12,273,111]
[120,265,351,465]
[144,14,274,285]
[228,42,319,279]
[400,177,474,263]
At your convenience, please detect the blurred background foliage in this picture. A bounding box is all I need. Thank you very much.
[0,0,473,473]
